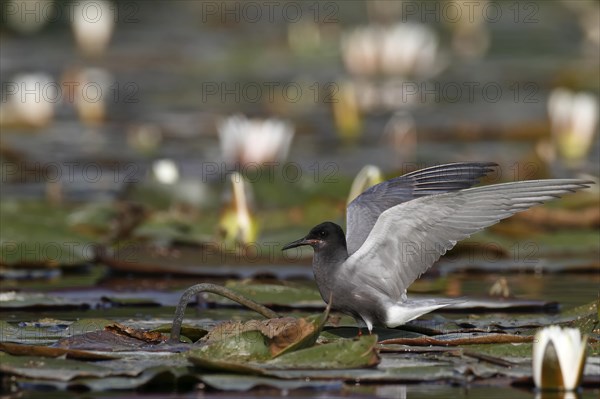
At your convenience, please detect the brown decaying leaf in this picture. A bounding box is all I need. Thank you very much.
[380,334,532,346]
[105,323,166,344]
[0,342,116,360]
[201,317,315,357]
[54,330,153,351]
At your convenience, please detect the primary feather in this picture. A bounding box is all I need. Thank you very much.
[346,162,497,254]
[342,179,591,306]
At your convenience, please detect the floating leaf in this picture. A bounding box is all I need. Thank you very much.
[322,326,425,342]
[0,352,111,381]
[266,335,380,369]
[54,324,168,352]
[0,342,116,360]
[464,342,534,358]
[0,200,96,266]
[0,318,112,345]
[199,374,342,391]
[201,305,328,358]
[152,324,208,342]
[379,333,532,346]
[105,323,167,344]
[220,280,323,307]
[275,304,329,357]
[0,292,90,310]
[67,366,198,391]
[188,330,271,374]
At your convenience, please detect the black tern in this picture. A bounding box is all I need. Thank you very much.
[282,162,592,331]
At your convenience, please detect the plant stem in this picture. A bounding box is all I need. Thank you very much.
[170,283,280,342]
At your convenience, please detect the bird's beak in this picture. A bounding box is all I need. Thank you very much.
[282,236,319,250]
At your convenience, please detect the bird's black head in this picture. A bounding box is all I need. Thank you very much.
[282,222,346,252]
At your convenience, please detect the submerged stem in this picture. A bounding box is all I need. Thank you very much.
[169,283,280,342]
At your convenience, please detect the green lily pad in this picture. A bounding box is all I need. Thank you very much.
[0,352,112,381]
[0,292,90,309]
[0,342,117,360]
[462,342,534,358]
[219,280,323,307]
[67,366,198,391]
[67,202,117,237]
[265,335,380,369]
[199,373,342,391]
[0,200,97,266]
[321,326,425,341]
[0,319,112,345]
[188,330,271,374]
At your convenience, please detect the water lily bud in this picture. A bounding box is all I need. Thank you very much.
[547,88,599,166]
[71,0,115,57]
[532,326,587,391]
[219,172,258,247]
[332,81,363,144]
[347,165,383,205]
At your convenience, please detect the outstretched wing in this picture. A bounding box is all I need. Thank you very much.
[345,162,497,254]
[342,179,591,301]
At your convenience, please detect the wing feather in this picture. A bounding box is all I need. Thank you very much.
[342,179,591,301]
[345,162,497,254]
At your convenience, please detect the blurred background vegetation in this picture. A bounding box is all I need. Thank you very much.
[0,0,598,292]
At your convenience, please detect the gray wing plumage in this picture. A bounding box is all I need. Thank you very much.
[342,179,592,301]
[345,162,498,254]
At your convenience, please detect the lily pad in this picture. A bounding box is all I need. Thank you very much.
[0,342,117,360]
[67,366,198,391]
[0,200,97,266]
[0,352,112,381]
[0,292,91,309]
[379,332,532,346]
[265,335,380,369]
[0,318,112,345]
[188,330,271,374]
[54,323,168,351]
[198,304,329,358]
[152,324,208,342]
[462,342,534,358]
[321,326,425,341]
[199,374,343,391]
[219,280,323,307]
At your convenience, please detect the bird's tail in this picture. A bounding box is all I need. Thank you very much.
[385,298,462,328]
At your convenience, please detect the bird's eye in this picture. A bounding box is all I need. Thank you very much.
[319,230,326,237]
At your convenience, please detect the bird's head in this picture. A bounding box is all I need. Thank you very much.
[282,222,346,252]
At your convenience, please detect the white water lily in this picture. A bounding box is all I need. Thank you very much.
[152,159,180,185]
[71,0,115,56]
[532,326,588,391]
[341,22,442,78]
[217,114,294,166]
[0,73,56,128]
[547,88,599,164]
